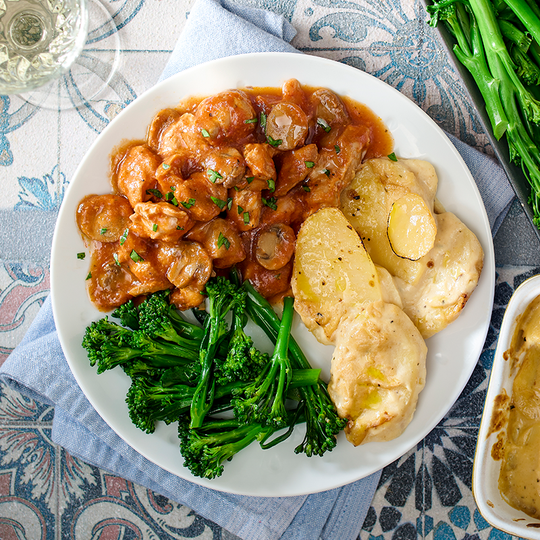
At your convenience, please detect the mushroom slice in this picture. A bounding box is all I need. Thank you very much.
[255,224,295,271]
[387,193,437,261]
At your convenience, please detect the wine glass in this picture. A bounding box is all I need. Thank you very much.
[0,0,120,109]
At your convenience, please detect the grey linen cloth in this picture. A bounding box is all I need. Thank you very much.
[0,0,516,539]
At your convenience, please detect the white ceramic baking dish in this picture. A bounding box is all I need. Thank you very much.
[473,274,540,538]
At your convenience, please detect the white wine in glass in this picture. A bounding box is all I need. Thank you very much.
[0,0,120,109]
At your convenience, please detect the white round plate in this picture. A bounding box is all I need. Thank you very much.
[51,52,495,497]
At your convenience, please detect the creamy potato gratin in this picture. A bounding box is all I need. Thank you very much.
[76,79,484,446]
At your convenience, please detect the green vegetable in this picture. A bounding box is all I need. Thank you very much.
[243,281,347,457]
[82,276,345,479]
[427,0,540,225]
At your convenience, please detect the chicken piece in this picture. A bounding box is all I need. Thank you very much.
[147,108,181,151]
[185,218,246,269]
[202,147,246,188]
[116,146,161,208]
[274,144,318,197]
[227,187,262,231]
[158,113,210,159]
[242,143,277,190]
[195,90,256,144]
[129,201,194,242]
[87,242,135,310]
[163,172,228,222]
[156,241,212,310]
[328,301,427,446]
[116,231,171,296]
[259,188,305,229]
[77,194,133,243]
[265,102,308,151]
[305,124,370,214]
[392,212,484,338]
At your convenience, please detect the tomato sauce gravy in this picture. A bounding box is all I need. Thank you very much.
[77,79,393,311]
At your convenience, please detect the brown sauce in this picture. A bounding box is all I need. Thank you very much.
[77,79,393,312]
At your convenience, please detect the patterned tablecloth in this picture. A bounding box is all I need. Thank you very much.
[0,0,533,538]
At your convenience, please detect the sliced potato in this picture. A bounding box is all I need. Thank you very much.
[340,161,426,284]
[387,193,437,261]
[292,207,382,343]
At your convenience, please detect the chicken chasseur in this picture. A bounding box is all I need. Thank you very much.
[77,79,393,311]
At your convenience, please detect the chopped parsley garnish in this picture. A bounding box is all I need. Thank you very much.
[166,191,178,205]
[113,253,121,266]
[100,228,107,235]
[208,169,223,183]
[243,212,250,224]
[262,196,278,210]
[227,197,233,211]
[86,272,92,280]
[246,177,254,184]
[302,185,311,192]
[176,225,185,230]
[152,223,158,232]
[317,118,331,132]
[120,228,129,245]
[260,111,267,129]
[181,198,196,209]
[388,152,398,162]
[162,163,171,170]
[130,250,144,263]
[267,179,276,192]
[146,188,162,198]
[217,232,230,250]
[201,128,211,138]
[305,161,315,168]
[334,145,341,154]
[323,168,331,176]
[245,118,258,124]
[211,196,227,210]
[170,186,176,192]
[267,135,282,148]
[237,205,244,214]
[77,252,85,260]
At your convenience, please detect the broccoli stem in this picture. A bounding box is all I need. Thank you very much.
[503,0,540,46]
[243,281,346,456]
[449,2,509,139]
[468,0,540,123]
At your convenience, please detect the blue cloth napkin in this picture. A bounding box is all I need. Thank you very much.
[0,0,516,539]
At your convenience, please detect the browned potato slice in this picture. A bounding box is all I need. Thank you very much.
[387,193,437,261]
[291,207,382,343]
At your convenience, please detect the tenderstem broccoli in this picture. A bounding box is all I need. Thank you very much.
[427,0,540,226]
[129,369,320,435]
[178,417,276,480]
[82,318,199,374]
[232,295,294,430]
[189,277,245,428]
[243,280,347,457]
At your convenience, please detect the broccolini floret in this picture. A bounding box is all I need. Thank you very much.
[232,295,294,430]
[213,297,269,386]
[189,276,246,428]
[243,281,347,456]
[82,318,199,374]
[178,417,274,479]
